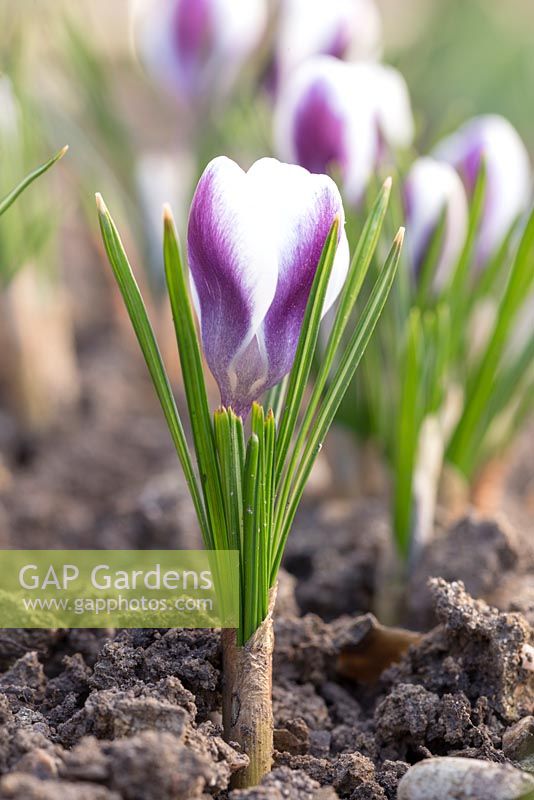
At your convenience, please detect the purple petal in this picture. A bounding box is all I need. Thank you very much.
[187,157,349,416]
[293,79,347,176]
[187,157,278,411]
[275,57,411,205]
[247,159,349,391]
[172,0,214,94]
[324,25,352,60]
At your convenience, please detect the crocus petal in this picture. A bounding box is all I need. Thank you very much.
[187,156,279,410]
[275,57,413,204]
[273,0,382,89]
[188,156,349,415]
[247,158,349,390]
[433,115,532,264]
[404,157,468,291]
[370,63,414,152]
[132,0,267,105]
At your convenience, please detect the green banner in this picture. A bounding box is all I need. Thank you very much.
[0,550,239,628]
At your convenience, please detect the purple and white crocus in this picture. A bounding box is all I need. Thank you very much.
[131,0,267,106]
[271,0,382,90]
[187,156,349,416]
[275,56,414,204]
[403,157,468,291]
[433,115,532,264]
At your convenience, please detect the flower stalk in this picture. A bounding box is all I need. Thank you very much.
[96,161,402,786]
[222,587,276,788]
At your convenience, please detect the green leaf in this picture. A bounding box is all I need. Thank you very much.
[448,205,534,475]
[445,160,486,362]
[214,410,242,552]
[274,179,391,545]
[0,145,68,218]
[263,409,276,618]
[414,205,447,307]
[446,159,486,304]
[264,375,288,421]
[95,193,210,544]
[163,207,227,550]
[241,432,260,645]
[275,218,340,482]
[271,228,404,584]
[393,310,422,557]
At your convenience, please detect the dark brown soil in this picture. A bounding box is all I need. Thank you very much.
[0,237,532,798]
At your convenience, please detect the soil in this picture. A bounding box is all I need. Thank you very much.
[0,228,532,799]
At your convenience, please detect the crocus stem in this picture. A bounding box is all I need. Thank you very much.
[222,587,276,788]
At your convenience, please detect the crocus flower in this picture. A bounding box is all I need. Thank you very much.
[271,0,382,90]
[187,156,349,416]
[131,0,267,106]
[433,115,532,264]
[403,157,468,291]
[274,56,414,204]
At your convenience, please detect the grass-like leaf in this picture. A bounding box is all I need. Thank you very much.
[0,145,68,218]
[275,218,340,482]
[274,179,392,542]
[414,206,447,307]
[163,207,228,550]
[393,310,422,558]
[241,432,260,644]
[448,205,534,474]
[270,228,404,583]
[96,194,210,543]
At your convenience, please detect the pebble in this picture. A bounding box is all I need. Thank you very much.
[397,757,534,800]
[503,716,534,773]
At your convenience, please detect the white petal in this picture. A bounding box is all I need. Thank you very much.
[247,157,349,317]
[188,156,279,354]
[365,62,414,149]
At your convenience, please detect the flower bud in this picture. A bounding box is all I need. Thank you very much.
[272,0,381,89]
[275,56,414,204]
[187,156,349,416]
[403,157,468,291]
[433,115,532,264]
[132,0,267,106]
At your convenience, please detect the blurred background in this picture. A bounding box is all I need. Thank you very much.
[0,0,532,560]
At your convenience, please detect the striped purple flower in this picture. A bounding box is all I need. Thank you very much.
[433,115,532,264]
[132,0,267,106]
[187,157,350,416]
[275,56,414,204]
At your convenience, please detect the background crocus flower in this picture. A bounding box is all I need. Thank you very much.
[131,0,267,106]
[433,115,532,264]
[275,56,414,204]
[187,156,349,416]
[404,157,468,291]
[271,0,382,90]
[136,151,190,285]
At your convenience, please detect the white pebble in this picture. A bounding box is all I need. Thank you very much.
[397,757,534,800]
